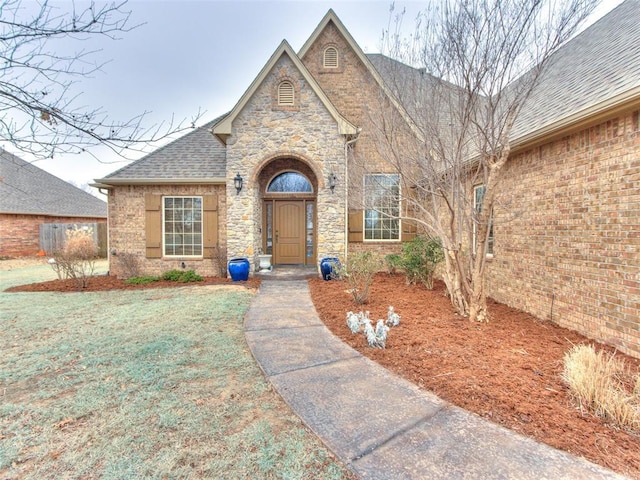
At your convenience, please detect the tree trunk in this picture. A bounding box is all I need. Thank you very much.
[442,247,470,317]
[468,272,488,322]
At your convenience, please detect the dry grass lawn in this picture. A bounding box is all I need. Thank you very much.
[0,261,355,479]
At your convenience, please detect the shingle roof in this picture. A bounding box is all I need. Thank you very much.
[100,116,227,182]
[0,150,107,217]
[368,0,640,145]
[513,0,640,140]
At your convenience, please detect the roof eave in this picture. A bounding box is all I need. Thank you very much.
[512,85,640,151]
[1,210,106,218]
[94,177,227,187]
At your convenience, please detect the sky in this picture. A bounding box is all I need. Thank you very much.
[4,0,626,190]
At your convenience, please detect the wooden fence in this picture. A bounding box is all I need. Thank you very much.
[39,223,108,257]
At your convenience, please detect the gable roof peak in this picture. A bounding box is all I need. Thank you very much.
[299,9,424,141]
[212,37,356,142]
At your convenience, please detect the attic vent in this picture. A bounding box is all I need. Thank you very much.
[323,46,338,68]
[278,81,295,106]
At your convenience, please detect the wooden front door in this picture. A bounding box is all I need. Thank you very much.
[274,201,305,264]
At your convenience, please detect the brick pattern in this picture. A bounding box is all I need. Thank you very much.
[302,21,404,258]
[107,184,226,278]
[0,214,106,257]
[487,111,640,357]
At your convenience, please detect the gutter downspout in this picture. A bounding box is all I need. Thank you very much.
[344,131,360,264]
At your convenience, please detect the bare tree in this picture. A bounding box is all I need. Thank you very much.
[366,0,597,321]
[0,0,201,160]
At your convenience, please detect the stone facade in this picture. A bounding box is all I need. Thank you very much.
[107,184,226,278]
[0,213,106,257]
[224,53,348,269]
[487,110,640,357]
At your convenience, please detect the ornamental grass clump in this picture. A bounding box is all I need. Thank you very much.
[562,344,639,432]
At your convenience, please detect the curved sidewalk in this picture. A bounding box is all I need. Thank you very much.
[244,279,626,480]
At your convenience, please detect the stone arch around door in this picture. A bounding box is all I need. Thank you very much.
[256,156,319,266]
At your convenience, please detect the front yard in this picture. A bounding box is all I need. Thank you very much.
[0,261,354,479]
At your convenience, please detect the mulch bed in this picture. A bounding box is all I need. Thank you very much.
[5,275,261,293]
[307,274,640,478]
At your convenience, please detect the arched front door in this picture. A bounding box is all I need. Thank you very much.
[263,171,315,266]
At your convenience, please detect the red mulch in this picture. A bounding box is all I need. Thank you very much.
[307,274,640,478]
[5,275,261,293]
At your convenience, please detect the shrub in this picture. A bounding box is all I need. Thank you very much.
[50,226,98,288]
[125,275,160,285]
[384,253,402,275]
[399,236,444,289]
[336,252,380,304]
[562,344,639,432]
[161,269,203,283]
[212,245,228,278]
[117,252,141,279]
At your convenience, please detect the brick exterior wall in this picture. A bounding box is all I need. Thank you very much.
[487,110,640,357]
[0,213,106,257]
[107,184,226,278]
[302,21,405,260]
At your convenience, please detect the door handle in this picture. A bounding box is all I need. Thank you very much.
[275,230,279,243]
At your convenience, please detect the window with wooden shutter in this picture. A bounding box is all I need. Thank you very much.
[278,81,294,106]
[364,174,400,241]
[323,46,338,68]
[162,196,203,257]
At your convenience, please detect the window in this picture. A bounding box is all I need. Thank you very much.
[277,81,294,106]
[364,174,400,240]
[323,46,338,68]
[163,196,203,256]
[473,185,494,255]
[267,172,312,193]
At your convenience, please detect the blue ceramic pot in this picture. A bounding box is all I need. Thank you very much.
[228,257,250,281]
[320,257,340,281]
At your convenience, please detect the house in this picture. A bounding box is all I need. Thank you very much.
[0,150,107,257]
[95,1,640,357]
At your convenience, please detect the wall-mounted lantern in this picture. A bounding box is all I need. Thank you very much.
[328,172,337,193]
[234,172,243,195]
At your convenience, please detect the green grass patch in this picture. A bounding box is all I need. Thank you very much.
[1,265,355,479]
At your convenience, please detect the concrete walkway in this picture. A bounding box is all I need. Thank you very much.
[244,279,626,480]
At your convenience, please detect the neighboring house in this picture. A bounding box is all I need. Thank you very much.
[95,2,640,357]
[0,150,107,257]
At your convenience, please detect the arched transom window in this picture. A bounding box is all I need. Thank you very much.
[267,172,312,193]
[277,81,295,106]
